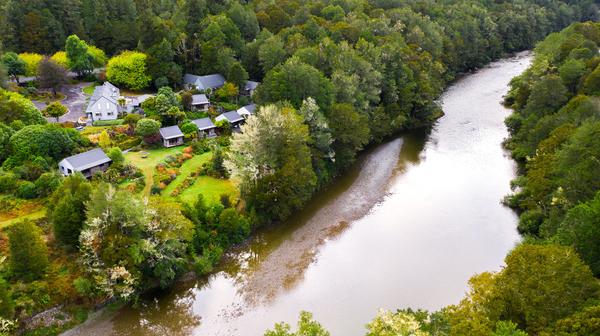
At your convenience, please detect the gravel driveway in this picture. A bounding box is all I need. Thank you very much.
[33,82,91,123]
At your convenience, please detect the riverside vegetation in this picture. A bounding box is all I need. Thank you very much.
[0,0,598,335]
[265,21,600,336]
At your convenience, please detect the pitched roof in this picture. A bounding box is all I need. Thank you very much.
[159,125,184,139]
[191,94,209,105]
[237,104,256,117]
[216,111,244,123]
[192,117,216,130]
[61,148,111,171]
[245,80,260,91]
[133,94,153,106]
[87,82,120,113]
[183,73,226,91]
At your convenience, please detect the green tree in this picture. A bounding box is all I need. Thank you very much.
[524,75,568,117]
[136,118,161,137]
[0,52,25,83]
[559,191,600,275]
[147,39,181,88]
[106,51,152,90]
[0,89,46,125]
[38,58,69,96]
[0,277,14,319]
[327,103,370,169]
[107,147,124,165]
[256,57,334,109]
[583,64,600,96]
[366,309,429,336]
[258,36,287,74]
[558,59,586,92]
[264,311,330,336]
[226,105,317,223]
[43,102,68,122]
[494,244,599,334]
[8,220,49,281]
[0,122,15,163]
[65,34,93,77]
[227,62,249,90]
[48,173,92,250]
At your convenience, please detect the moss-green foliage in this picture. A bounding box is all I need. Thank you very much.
[48,174,92,250]
[0,277,14,319]
[0,89,46,126]
[5,124,88,168]
[505,22,600,239]
[8,220,49,281]
[106,51,152,91]
[445,244,600,335]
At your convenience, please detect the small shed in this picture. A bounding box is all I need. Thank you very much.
[58,148,112,178]
[192,117,217,138]
[244,81,260,96]
[237,104,256,119]
[191,94,210,111]
[216,111,245,130]
[159,125,184,148]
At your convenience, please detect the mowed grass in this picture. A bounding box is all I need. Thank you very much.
[82,82,98,95]
[161,151,238,205]
[178,176,238,205]
[124,146,185,196]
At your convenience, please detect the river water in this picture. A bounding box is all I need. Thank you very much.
[65,53,531,336]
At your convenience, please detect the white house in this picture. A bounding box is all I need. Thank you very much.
[192,117,218,138]
[159,125,184,148]
[237,104,256,119]
[191,94,210,111]
[86,82,121,122]
[183,73,226,92]
[216,111,245,130]
[58,148,112,178]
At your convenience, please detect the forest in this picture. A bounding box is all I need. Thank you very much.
[0,0,598,334]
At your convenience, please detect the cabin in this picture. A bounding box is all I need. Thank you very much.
[183,73,226,92]
[86,82,121,122]
[191,94,210,111]
[237,104,256,119]
[244,81,260,96]
[58,148,112,178]
[216,111,245,131]
[128,94,153,114]
[159,125,184,148]
[192,117,218,138]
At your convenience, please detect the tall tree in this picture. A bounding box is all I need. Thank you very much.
[226,105,317,223]
[37,58,69,96]
[8,220,49,281]
[65,34,93,77]
[0,52,25,84]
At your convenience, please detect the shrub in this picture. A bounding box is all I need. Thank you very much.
[191,139,211,154]
[8,220,49,281]
[16,181,37,199]
[34,172,61,197]
[73,277,95,298]
[0,277,14,319]
[92,119,123,126]
[0,172,18,193]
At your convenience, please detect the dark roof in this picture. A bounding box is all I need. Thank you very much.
[183,74,226,91]
[192,117,216,130]
[159,125,184,139]
[245,80,260,91]
[216,111,244,123]
[61,148,111,171]
[191,94,209,105]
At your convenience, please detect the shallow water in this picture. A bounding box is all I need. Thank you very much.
[65,52,531,336]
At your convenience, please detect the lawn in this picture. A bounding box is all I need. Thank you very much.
[161,152,238,205]
[177,176,238,205]
[83,82,98,95]
[125,146,185,196]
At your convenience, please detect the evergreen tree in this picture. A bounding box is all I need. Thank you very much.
[8,220,49,281]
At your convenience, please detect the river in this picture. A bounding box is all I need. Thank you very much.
[65,52,531,336]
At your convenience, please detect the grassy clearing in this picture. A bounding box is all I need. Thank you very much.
[178,176,238,205]
[161,152,212,196]
[124,146,186,196]
[82,82,98,95]
[0,196,47,228]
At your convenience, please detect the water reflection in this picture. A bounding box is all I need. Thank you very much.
[64,53,531,336]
